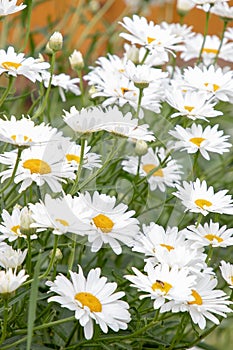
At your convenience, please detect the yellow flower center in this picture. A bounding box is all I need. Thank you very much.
[202,48,218,55]
[66,154,80,164]
[147,37,155,44]
[92,214,114,233]
[2,61,22,70]
[184,105,194,113]
[74,292,102,312]
[204,234,223,243]
[160,243,174,252]
[230,276,233,285]
[189,137,206,147]
[11,225,20,235]
[204,82,220,92]
[194,199,212,210]
[11,135,32,142]
[23,159,51,174]
[142,164,164,177]
[152,280,172,294]
[55,218,69,227]
[188,289,203,305]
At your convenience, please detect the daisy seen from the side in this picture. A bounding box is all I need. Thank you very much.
[220,261,233,288]
[0,268,28,294]
[0,0,26,17]
[46,266,131,340]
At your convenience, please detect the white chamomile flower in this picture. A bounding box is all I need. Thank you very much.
[122,147,182,192]
[46,266,131,340]
[0,46,50,82]
[0,206,37,242]
[180,33,233,65]
[0,0,26,17]
[0,144,75,193]
[0,244,27,269]
[125,262,196,310]
[182,65,233,102]
[192,0,227,12]
[169,124,231,160]
[0,268,28,294]
[183,220,233,248]
[0,115,65,147]
[123,43,168,66]
[160,22,195,41]
[42,72,81,102]
[29,194,91,236]
[119,15,182,59]
[166,89,223,121]
[174,178,233,216]
[220,261,233,288]
[77,191,140,255]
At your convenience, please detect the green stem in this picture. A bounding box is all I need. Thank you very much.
[213,19,228,65]
[192,151,199,178]
[26,233,32,275]
[197,7,212,65]
[0,76,14,108]
[0,147,22,194]
[20,0,33,51]
[77,69,85,105]
[140,49,150,64]
[135,88,144,118]
[168,313,188,350]
[0,298,9,345]
[32,53,56,120]
[1,16,9,48]
[70,138,86,195]
[67,234,77,275]
[195,213,203,228]
[205,245,213,265]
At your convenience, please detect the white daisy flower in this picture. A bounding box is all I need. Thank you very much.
[160,22,195,41]
[62,140,101,171]
[0,115,65,147]
[29,194,91,236]
[0,206,37,242]
[0,244,27,269]
[0,0,26,17]
[42,72,81,102]
[181,65,233,103]
[0,144,76,193]
[193,0,229,12]
[122,147,182,192]
[211,2,233,19]
[180,34,233,65]
[46,266,131,340]
[163,274,232,329]
[125,262,196,310]
[174,178,233,216]
[119,15,182,58]
[77,191,140,255]
[0,268,28,294]
[123,60,168,87]
[0,46,50,82]
[63,105,155,141]
[220,261,233,288]
[166,89,223,121]
[123,43,169,66]
[183,220,233,248]
[169,124,231,160]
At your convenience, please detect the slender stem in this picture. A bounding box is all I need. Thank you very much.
[0,147,22,194]
[26,233,32,275]
[77,69,85,106]
[1,16,9,48]
[67,234,77,275]
[0,76,14,108]
[32,53,56,120]
[0,298,9,345]
[195,213,203,228]
[140,49,150,65]
[135,88,144,118]
[192,151,199,178]
[168,313,188,350]
[197,7,212,65]
[205,245,213,265]
[20,0,33,51]
[70,138,86,195]
[213,19,228,65]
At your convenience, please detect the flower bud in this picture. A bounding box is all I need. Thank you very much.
[69,50,84,70]
[135,140,148,156]
[45,42,53,55]
[48,31,63,52]
[88,85,97,99]
[20,207,36,235]
[177,0,195,15]
[126,45,140,64]
[49,248,63,262]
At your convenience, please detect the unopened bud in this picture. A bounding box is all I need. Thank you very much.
[126,45,140,64]
[49,248,63,262]
[45,42,53,55]
[177,0,194,15]
[20,207,35,235]
[88,85,97,98]
[48,31,63,52]
[69,50,84,70]
[135,140,148,156]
